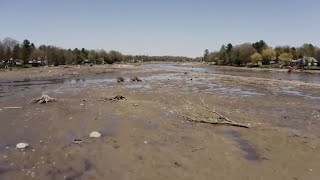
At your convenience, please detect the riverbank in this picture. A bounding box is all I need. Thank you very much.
[0,62,320,180]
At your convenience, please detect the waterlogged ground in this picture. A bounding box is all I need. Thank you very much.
[0,63,320,180]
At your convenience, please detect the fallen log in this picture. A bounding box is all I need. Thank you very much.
[3,107,23,109]
[175,96,249,128]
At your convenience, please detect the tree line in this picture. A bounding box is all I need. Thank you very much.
[203,40,320,66]
[0,37,193,67]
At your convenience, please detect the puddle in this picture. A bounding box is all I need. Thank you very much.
[207,87,264,97]
[224,130,260,161]
[144,73,184,81]
[275,86,320,100]
[126,83,152,91]
[0,79,63,87]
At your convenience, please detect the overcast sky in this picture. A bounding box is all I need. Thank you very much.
[1,0,319,57]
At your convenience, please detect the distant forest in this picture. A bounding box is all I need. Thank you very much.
[203,40,320,67]
[0,37,193,66]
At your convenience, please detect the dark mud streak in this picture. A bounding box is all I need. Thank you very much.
[225,130,260,161]
[0,167,12,175]
[84,159,94,171]
[47,167,84,180]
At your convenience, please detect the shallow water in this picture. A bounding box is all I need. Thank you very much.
[142,63,320,84]
[274,86,320,100]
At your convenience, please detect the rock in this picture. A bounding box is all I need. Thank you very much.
[90,131,101,138]
[16,143,29,149]
[73,139,83,144]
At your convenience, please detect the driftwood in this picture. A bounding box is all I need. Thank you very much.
[29,95,56,104]
[130,76,142,82]
[3,107,23,109]
[176,97,249,128]
[117,77,125,82]
[100,95,127,102]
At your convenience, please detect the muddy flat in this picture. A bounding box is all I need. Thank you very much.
[0,63,320,180]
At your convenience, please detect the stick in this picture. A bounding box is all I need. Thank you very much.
[3,107,23,109]
[178,97,249,128]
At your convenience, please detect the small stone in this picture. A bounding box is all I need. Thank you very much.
[16,143,29,149]
[90,131,101,138]
[73,139,83,144]
[144,141,148,144]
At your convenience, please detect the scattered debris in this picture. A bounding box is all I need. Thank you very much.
[90,131,101,138]
[103,95,127,102]
[3,107,23,109]
[16,143,29,149]
[29,95,56,104]
[174,162,181,167]
[117,77,125,82]
[176,97,249,128]
[130,76,142,82]
[73,139,83,144]
[191,146,204,152]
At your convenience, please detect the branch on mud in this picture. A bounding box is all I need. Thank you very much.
[99,95,127,102]
[29,95,56,104]
[175,97,249,128]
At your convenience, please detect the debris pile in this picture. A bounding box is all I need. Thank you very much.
[117,77,125,82]
[130,76,142,82]
[29,95,56,104]
[108,95,127,101]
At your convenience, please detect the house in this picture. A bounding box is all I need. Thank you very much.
[305,57,318,66]
[83,59,91,64]
[14,59,24,66]
[290,59,304,68]
[28,60,42,67]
